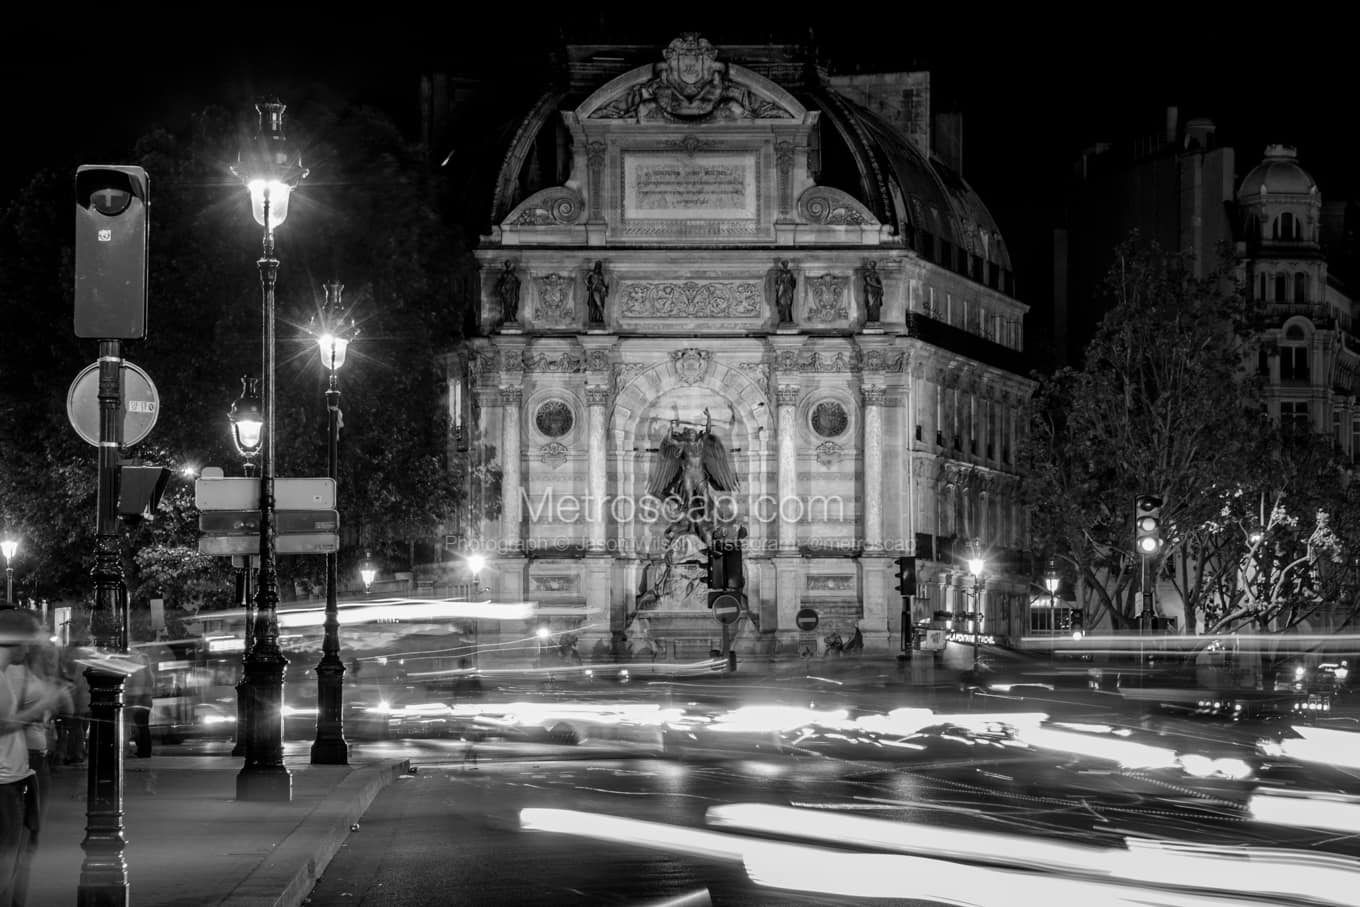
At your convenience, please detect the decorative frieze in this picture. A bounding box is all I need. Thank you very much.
[620,281,763,318]
[862,386,886,406]
[522,351,583,373]
[585,349,610,373]
[585,386,611,407]
[797,186,874,225]
[500,386,523,406]
[815,440,843,467]
[861,349,906,373]
[776,384,801,406]
[613,362,650,395]
[774,349,859,374]
[531,574,577,593]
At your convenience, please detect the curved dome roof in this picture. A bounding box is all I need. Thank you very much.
[1239,144,1318,199]
[484,43,1012,275]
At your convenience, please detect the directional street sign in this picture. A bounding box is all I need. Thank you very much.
[199,532,339,556]
[195,477,335,511]
[199,510,339,534]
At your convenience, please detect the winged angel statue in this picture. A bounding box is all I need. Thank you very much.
[645,408,739,546]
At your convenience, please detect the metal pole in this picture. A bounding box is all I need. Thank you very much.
[311,369,348,764]
[973,576,981,674]
[5,564,11,603]
[237,218,291,802]
[78,339,129,906]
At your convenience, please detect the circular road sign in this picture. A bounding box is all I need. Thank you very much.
[795,607,820,631]
[712,592,742,624]
[67,361,160,448]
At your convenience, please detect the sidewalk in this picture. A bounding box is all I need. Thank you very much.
[29,752,410,907]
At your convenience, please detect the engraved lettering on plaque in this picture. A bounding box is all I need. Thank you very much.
[624,153,757,221]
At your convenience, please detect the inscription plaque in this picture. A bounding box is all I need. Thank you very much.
[624,153,757,221]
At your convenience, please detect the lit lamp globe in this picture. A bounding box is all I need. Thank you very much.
[1,539,16,563]
[232,99,308,231]
[359,552,377,594]
[466,553,487,577]
[229,376,264,460]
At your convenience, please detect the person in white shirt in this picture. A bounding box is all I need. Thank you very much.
[0,608,42,907]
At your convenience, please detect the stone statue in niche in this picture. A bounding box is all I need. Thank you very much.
[646,408,740,549]
[586,260,610,325]
[862,260,883,323]
[771,259,796,324]
[495,260,520,325]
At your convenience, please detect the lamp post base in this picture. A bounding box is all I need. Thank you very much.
[309,737,349,765]
[236,766,292,802]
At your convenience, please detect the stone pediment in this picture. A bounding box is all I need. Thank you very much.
[578,34,805,124]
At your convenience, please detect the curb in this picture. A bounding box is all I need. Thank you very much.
[222,758,411,907]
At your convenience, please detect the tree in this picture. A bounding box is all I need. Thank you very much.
[0,89,481,610]
[1021,235,1266,630]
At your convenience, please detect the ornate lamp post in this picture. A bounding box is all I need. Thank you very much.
[1,538,16,604]
[310,280,355,765]
[965,539,985,675]
[1043,557,1061,665]
[360,551,377,594]
[231,97,308,802]
[229,376,262,757]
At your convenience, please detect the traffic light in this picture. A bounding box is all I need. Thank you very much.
[705,534,727,589]
[74,165,149,340]
[1134,494,1163,556]
[118,464,171,523]
[723,529,746,590]
[894,556,917,597]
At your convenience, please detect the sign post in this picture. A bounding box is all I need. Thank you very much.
[74,163,149,907]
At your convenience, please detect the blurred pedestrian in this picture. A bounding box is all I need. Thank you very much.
[55,646,88,766]
[0,607,43,907]
[123,649,154,758]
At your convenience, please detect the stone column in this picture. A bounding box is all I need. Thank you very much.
[500,386,522,550]
[776,384,800,553]
[863,385,885,551]
[586,385,610,551]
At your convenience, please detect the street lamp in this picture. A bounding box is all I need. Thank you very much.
[1,538,16,604]
[360,551,377,593]
[310,280,356,766]
[965,539,985,674]
[229,376,262,757]
[231,97,308,803]
[1043,557,1061,665]
[465,553,487,668]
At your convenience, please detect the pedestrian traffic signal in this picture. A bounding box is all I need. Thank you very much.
[74,165,149,339]
[1135,494,1163,556]
[894,556,917,597]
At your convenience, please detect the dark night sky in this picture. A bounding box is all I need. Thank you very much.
[5,14,1357,305]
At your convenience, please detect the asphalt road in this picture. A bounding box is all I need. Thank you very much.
[297,720,1360,907]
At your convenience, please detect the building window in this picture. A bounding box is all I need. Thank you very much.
[1280,346,1309,382]
[1259,273,1267,300]
[1296,272,1308,303]
[1258,348,1269,376]
[1352,419,1360,463]
[1281,401,1310,439]
[1275,273,1288,301]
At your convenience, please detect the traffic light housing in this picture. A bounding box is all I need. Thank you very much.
[74,165,149,339]
[1135,494,1163,556]
[705,538,727,589]
[118,464,171,523]
[894,556,917,597]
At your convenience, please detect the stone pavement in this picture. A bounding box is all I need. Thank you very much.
[28,753,410,907]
